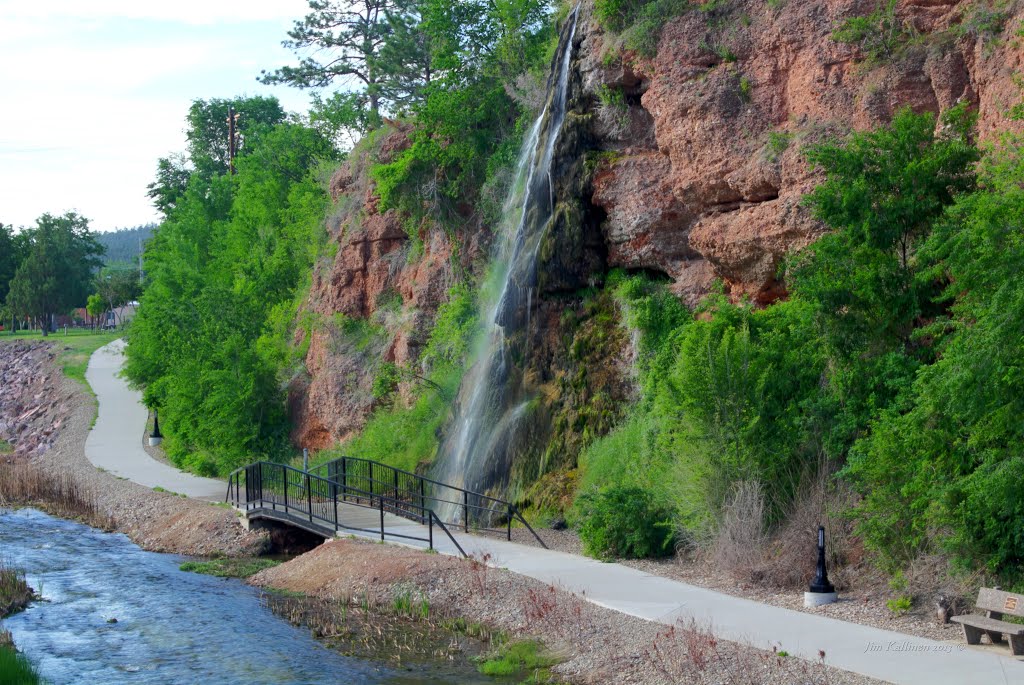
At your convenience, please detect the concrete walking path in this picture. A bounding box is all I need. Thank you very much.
[85,340,224,500]
[328,491,1024,684]
[85,341,1024,684]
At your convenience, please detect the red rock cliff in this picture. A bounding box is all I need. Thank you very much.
[583,0,1024,303]
[292,0,1024,450]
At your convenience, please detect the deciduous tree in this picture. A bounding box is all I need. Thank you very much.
[6,212,104,335]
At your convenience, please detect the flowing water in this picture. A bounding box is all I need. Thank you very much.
[0,508,499,684]
[432,7,580,514]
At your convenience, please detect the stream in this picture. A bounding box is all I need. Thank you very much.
[0,508,499,684]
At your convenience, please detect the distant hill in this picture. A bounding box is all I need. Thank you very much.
[97,224,156,266]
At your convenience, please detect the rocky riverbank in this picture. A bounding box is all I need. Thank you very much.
[0,339,266,556]
[0,342,74,458]
[251,538,882,685]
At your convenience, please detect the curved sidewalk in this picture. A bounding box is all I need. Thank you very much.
[85,340,224,500]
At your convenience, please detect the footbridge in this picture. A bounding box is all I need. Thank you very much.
[226,457,547,556]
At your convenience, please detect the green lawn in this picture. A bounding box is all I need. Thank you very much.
[0,329,119,390]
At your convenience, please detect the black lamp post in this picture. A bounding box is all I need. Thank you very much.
[809,525,835,594]
[149,409,163,446]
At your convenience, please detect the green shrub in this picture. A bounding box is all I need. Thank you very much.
[765,131,792,161]
[886,595,913,615]
[372,362,400,400]
[594,0,689,57]
[576,485,675,559]
[955,2,1009,43]
[593,0,650,32]
[739,75,752,101]
[832,0,909,64]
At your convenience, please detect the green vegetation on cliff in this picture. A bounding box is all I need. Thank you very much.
[318,284,479,474]
[580,106,1024,585]
[122,0,1024,590]
[127,0,555,476]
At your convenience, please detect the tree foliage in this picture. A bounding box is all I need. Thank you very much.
[146,97,287,216]
[127,100,336,475]
[578,109,1019,576]
[93,264,142,326]
[5,212,104,334]
[370,0,553,217]
[0,223,24,306]
[848,136,1024,578]
[260,0,400,125]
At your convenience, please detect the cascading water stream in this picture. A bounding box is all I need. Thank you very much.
[432,6,580,518]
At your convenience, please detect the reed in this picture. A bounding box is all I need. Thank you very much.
[0,641,41,685]
[0,462,114,530]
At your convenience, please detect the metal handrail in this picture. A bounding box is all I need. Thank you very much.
[225,461,467,556]
[309,455,547,548]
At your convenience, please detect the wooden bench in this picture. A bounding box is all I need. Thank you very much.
[951,587,1024,655]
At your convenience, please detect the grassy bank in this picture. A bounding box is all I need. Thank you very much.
[0,642,40,685]
[0,561,40,685]
[1,329,118,390]
[180,558,281,579]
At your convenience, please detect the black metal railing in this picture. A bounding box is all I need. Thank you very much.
[308,456,547,548]
[226,461,466,556]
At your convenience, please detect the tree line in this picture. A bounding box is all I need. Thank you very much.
[0,214,141,335]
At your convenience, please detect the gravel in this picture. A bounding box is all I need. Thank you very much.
[0,340,267,557]
[253,537,885,684]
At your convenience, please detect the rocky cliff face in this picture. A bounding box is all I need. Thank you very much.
[289,128,462,450]
[582,0,1024,303]
[292,0,1024,459]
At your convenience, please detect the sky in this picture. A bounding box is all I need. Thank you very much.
[0,0,316,232]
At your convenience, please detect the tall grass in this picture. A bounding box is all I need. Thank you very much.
[0,462,114,530]
[0,643,40,685]
[0,562,33,618]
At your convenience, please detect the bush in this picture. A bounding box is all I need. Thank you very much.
[576,485,675,559]
[593,0,689,56]
[831,0,909,64]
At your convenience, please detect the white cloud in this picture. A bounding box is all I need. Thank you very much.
[0,3,316,229]
[0,0,309,25]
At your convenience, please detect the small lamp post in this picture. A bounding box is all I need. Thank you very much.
[804,525,838,607]
[148,410,163,447]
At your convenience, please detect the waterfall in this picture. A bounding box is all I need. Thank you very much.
[432,6,581,515]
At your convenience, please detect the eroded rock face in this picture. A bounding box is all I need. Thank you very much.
[581,0,1024,303]
[289,126,457,450]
